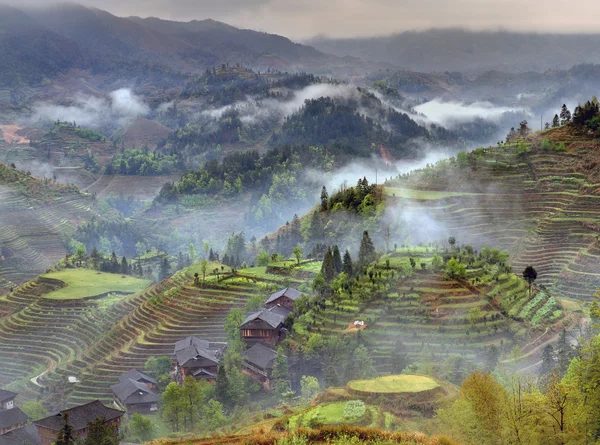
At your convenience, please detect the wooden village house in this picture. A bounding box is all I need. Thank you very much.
[174,336,221,382]
[239,287,301,347]
[0,391,16,412]
[34,400,124,445]
[111,369,159,414]
[0,408,28,436]
[241,343,281,389]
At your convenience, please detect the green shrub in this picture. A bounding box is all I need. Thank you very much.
[343,400,366,422]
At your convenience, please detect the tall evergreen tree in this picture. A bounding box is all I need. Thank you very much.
[271,347,290,396]
[332,245,342,273]
[539,344,556,377]
[552,114,560,128]
[215,365,230,406]
[342,250,354,276]
[160,258,171,280]
[324,365,340,388]
[321,247,336,281]
[320,186,329,211]
[358,231,376,267]
[82,417,118,445]
[121,256,128,275]
[555,328,573,374]
[55,413,75,445]
[560,104,572,125]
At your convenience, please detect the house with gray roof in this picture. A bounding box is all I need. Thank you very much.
[0,408,27,436]
[240,305,290,347]
[111,378,159,414]
[241,343,282,388]
[174,337,221,383]
[34,400,124,445]
[0,424,40,445]
[118,369,158,392]
[0,391,16,412]
[264,287,302,310]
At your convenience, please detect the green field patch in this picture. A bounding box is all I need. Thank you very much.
[385,187,479,200]
[348,374,439,394]
[41,270,150,300]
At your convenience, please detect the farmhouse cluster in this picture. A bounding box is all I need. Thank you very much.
[0,287,301,444]
[110,286,301,414]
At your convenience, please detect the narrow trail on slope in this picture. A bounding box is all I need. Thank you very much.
[30,359,57,388]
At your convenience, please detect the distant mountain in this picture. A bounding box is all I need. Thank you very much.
[2,3,347,82]
[308,29,600,74]
[0,4,92,87]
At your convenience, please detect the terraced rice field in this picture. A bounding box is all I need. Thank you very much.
[386,141,600,301]
[0,182,105,285]
[0,264,296,407]
[306,249,569,374]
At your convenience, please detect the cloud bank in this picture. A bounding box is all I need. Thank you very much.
[27,88,149,129]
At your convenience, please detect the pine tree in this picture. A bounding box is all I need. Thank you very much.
[552,114,560,127]
[555,328,573,374]
[82,416,118,445]
[121,256,128,275]
[485,344,500,372]
[160,258,170,280]
[320,186,329,211]
[215,366,230,405]
[324,365,340,388]
[539,344,556,377]
[358,231,376,267]
[522,265,537,296]
[111,251,119,273]
[560,104,572,125]
[332,245,342,273]
[271,347,290,396]
[55,413,75,445]
[321,248,336,281]
[342,250,354,276]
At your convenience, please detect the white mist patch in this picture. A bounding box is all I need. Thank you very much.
[27,89,149,129]
[201,83,356,122]
[109,88,150,117]
[415,99,527,125]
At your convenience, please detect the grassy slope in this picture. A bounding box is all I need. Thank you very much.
[41,270,150,300]
[348,375,439,393]
[148,425,457,445]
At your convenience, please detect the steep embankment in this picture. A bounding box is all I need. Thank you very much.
[386,127,600,301]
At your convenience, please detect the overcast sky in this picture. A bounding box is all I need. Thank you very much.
[19,0,600,39]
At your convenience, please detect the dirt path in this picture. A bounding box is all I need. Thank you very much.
[0,124,29,145]
[30,359,57,388]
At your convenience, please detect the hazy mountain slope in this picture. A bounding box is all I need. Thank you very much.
[0,5,91,87]
[309,29,600,73]
[129,16,330,66]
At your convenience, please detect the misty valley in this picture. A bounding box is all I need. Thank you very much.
[2,3,600,445]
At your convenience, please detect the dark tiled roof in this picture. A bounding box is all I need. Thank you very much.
[0,424,41,445]
[242,343,280,370]
[265,287,302,305]
[241,306,287,329]
[118,369,157,385]
[192,368,217,378]
[176,345,219,368]
[34,400,124,432]
[0,408,28,430]
[0,390,17,403]
[174,336,210,354]
[111,379,159,405]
